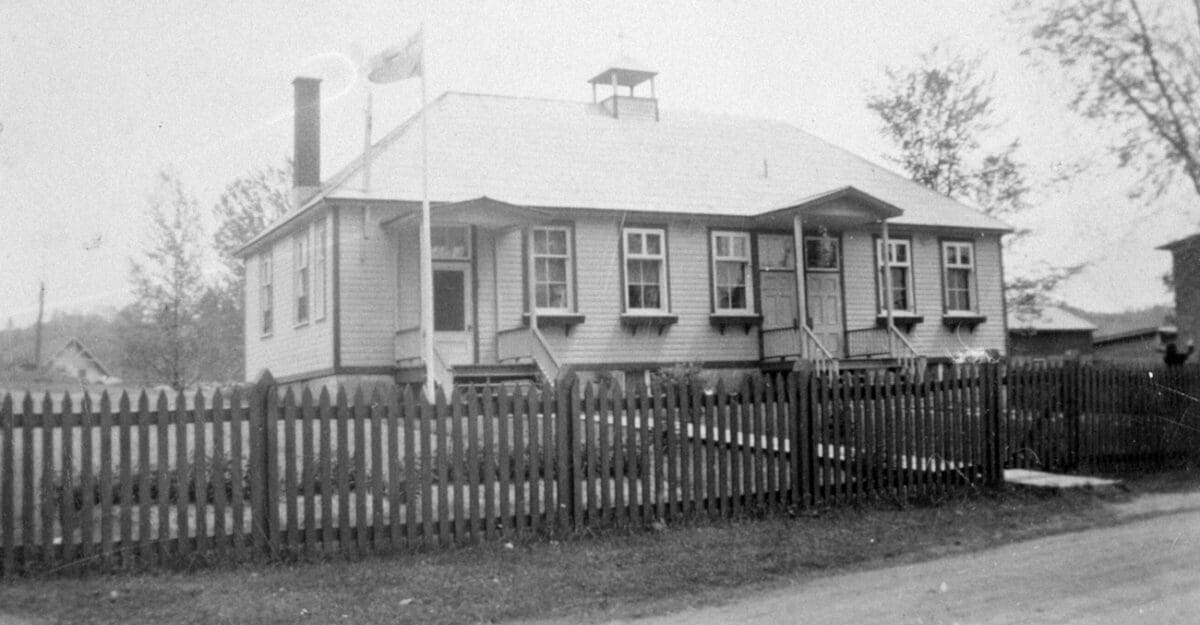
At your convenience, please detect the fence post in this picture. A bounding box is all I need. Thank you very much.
[250,370,277,556]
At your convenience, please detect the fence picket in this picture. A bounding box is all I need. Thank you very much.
[193,390,210,556]
[583,383,598,527]
[495,386,511,538]
[229,387,246,559]
[41,393,58,568]
[524,386,541,534]
[435,388,451,546]
[1,394,13,576]
[481,386,496,540]
[370,389,385,550]
[299,388,315,553]
[335,387,352,552]
[282,388,298,550]
[387,388,402,548]
[450,388,467,541]
[98,392,114,566]
[211,389,228,559]
[352,388,369,553]
[599,383,614,525]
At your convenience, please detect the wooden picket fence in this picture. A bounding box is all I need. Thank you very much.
[1,362,1196,576]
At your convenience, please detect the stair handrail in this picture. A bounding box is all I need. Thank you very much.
[801,326,840,376]
[888,324,923,376]
[529,325,562,383]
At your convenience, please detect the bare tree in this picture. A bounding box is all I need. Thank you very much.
[1021,0,1200,201]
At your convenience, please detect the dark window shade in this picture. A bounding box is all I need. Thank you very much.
[433,270,465,331]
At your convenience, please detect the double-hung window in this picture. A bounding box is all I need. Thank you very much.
[259,253,273,335]
[294,231,310,325]
[711,231,753,313]
[532,227,573,311]
[943,241,975,312]
[623,227,668,312]
[877,239,913,313]
[313,218,327,321]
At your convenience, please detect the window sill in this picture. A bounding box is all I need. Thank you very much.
[523,312,586,336]
[620,313,678,336]
[709,313,762,335]
[294,322,309,330]
[942,314,987,330]
[260,333,274,339]
[876,314,924,332]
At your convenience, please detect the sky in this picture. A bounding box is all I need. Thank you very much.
[0,0,1192,328]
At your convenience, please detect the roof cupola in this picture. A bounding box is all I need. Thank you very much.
[589,56,658,121]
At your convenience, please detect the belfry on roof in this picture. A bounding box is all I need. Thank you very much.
[589,56,659,121]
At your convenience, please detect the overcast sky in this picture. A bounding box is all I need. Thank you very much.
[1,0,1191,327]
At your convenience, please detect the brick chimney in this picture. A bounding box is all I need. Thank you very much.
[292,77,321,208]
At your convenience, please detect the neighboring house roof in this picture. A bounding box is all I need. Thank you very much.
[1093,325,1176,347]
[49,338,111,377]
[1156,232,1200,251]
[1007,307,1098,333]
[242,91,1011,254]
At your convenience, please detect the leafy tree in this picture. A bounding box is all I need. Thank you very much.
[212,162,291,294]
[1021,0,1200,202]
[867,46,1082,307]
[125,171,207,389]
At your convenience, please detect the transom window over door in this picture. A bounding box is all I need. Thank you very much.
[532,227,573,311]
[711,231,753,312]
[876,239,913,313]
[943,241,975,312]
[623,227,668,312]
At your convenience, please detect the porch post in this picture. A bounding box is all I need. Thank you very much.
[791,214,807,360]
[527,226,538,335]
[881,219,895,355]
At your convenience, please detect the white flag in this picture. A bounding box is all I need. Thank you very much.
[367,30,423,84]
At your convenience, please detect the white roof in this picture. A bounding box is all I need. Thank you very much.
[1007,307,1098,332]
[295,92,1010,237]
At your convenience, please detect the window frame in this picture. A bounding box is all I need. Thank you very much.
[941,240,976,314]
[313,218,327,321]
[293,229,310,326]
[622,226,669,314]
[531,225,575,313]
[875,237,914,314]
[710,230,754,314]
[259,252,273,336]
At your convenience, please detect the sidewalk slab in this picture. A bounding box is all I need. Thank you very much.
[1004,468,1120,489]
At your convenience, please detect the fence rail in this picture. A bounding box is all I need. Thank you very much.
[1,362,1197,576]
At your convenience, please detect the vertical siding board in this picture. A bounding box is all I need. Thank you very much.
[1,393,13,576]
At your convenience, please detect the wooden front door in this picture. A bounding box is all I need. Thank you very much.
[433,262,474,365]
[805,273,843,357]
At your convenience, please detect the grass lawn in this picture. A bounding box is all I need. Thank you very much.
[2,469,1197,625]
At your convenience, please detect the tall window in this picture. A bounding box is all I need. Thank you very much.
[259,252,273,335]
[943,241,975,312]
[313,218,327,321]
[876,239,913,312]
[623,227,668,312]
[711,231,753,312]
[294,231,310,324]
[532,227,573,311]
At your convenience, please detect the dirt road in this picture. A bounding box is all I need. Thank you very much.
[611,494,1200,625]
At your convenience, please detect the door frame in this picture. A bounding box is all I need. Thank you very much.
[801,232,847,356]
[429,225,477,365]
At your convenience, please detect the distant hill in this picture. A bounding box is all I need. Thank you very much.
[0,310,124,375]
[1062,304,1174,337]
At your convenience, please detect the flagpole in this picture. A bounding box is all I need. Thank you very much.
[418,27,436,401]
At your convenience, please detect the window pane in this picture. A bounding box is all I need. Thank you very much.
[959,246,970,265]
[715,235,729,257]
[643,285,660,308]
[628,285,642,309]
[627,232,642,255]
[549,258,567,282]
[548,284,568,309]
[890,267,908,309]
[645,233,661,255]
[757,235,794,269]
[640,260,661,285]
[534,229,547,254]
[548,230,567,255]
[806,238,839,269]
[432,227,469,259]
[627,259,642,282]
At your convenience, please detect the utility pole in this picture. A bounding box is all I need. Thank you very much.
[33,281,45,369]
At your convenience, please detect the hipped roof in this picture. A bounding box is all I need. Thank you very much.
[242,91,1011,254]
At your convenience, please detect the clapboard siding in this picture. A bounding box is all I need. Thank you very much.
[840,228,1006,357]
[243,211,334,381]
[494,228,524,335]
[396,224,419,330]
[338,206,397,367]
[533,215,760,366]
